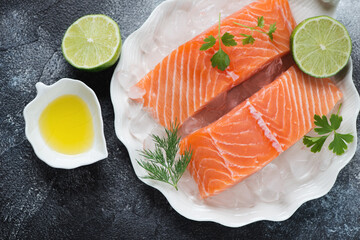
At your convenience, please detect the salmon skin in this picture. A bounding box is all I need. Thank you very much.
[180,66,343,198]
[133,0,296,128]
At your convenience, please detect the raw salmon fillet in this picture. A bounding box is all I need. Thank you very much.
[181,66,343,198]
[133,0,296,128]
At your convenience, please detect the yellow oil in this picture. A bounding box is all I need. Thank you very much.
[39,94,94,155]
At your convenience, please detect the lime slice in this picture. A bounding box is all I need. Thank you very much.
[62,14,121,72]
[291,15,352,78]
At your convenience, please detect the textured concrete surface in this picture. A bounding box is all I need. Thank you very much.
[0,0,359,239]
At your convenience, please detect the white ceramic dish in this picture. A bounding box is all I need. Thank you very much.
[24,78,108,169]
[110,0,360,227]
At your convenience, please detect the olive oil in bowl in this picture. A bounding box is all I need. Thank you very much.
[39,94,94,155]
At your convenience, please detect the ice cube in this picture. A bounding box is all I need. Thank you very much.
[117,71,136,92]
[189,0,223,31]
[284,143,318,181]
[143,124,166,149]
[139,35,158,55]
[205,187,238,208]
[153,12,186,54]
[178,171,203,203]
[153,36,174,58]
[205,182,256,209]
[173,10,193,44]
[246,163,283,203]
[128,85,146,99]
[259,163,283,202]
[127,99,143,119]
[129,65,147,81]
[129,111,157,142]
[153,7,194,56]
[143,134,155,150]
[245,172,262,196]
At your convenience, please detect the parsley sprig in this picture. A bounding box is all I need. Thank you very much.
[137,123,192,190]
[200,15,277,71]
[234,16,277,45]
[303,104,354,155]
[200,13,237,71]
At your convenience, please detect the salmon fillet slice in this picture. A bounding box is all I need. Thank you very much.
[181,66,343,198]
[133,0,296,128]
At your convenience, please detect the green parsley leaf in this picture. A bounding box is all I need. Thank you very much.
[257,16,265,28]
[267,23,277,41]
[303,104,354,156]
[303,135,328,153]
[314,114,333,135]
[329,133,354,155]
[200,35,216,51]
[211,49,230,71]
[221,32,237,47]
[235,16,276,44]
[240,34,255,45]
[329,114,342,131]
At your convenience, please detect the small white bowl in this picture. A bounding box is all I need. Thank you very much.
[24,78,108,169]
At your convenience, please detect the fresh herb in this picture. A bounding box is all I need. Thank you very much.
[200,13,237,71]
[200,35,217,51]
[303,104,354,155]
[137,123,193,190]
[234,16,277,45]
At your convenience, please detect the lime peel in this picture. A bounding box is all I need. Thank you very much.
[61,14,122,72]
[290,15,352,78]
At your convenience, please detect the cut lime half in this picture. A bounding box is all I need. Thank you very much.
[291,15,352,78]
[62,14,121,72]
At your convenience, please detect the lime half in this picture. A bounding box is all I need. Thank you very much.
[291,15,352,78]
[62,14,121,72]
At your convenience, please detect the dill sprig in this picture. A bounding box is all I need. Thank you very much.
[137,123,193,190]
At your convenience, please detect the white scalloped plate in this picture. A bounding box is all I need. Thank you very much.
[110,0,360,227]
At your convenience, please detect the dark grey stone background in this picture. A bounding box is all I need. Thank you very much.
[0,0,359,239]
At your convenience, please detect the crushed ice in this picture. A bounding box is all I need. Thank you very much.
[205,181,256,208]
[246,163,283,203]
[117,71,135,92]
[129,110,157,142]
[128,85,146,99]
[126,99,143,119]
